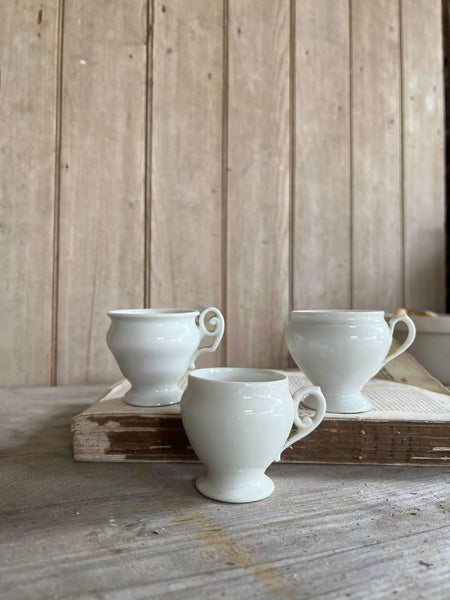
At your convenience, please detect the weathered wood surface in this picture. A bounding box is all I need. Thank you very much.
[0,0,59,385]
[150,0,224,368]
[293,0,351,310]
[227,0,290,368]
[402,0,446,312]
[57,0,147,384]
[0,1,446,386]
[351,0,403,310]
[72,361,450,466]
[73,393,450,466]
[1,385,450,600]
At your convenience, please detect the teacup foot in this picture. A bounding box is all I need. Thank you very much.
[123,387,182,407]
[195,472,274,503]
[304,392,372,414]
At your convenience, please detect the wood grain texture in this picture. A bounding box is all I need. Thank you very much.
[0,0,58,385]
[293,0,351,310]
[402,0,446,312]
[72,365,450,466]
[57,0,147,384]
[227,0,290,368]
[351,0,403,311]
[74,412,450,466]
[0,1,447,386]
[150,0,224,367]
[2,385,450,600]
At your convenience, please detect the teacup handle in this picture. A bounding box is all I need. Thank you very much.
[382,314,416,366]
[277,386,326,460]
[189,307,225,369]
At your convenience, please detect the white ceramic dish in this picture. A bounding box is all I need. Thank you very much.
[388,313,450,385]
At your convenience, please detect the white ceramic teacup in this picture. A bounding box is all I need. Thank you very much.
[180,368,326,503]
[107,307,225,407]
[286,310,416,414]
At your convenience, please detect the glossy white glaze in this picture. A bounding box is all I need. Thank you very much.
[107,307,224,407]
[181,368,326,503]
[286,310,416,413]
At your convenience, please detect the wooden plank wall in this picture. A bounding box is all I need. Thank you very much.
[0,0,445,386]
[0,1,58,385]
[227,0,290,368]
[151,0,224,368]
[57,1,147,384]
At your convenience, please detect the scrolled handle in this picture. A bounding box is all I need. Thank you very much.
[382,314,416,366]
[189,307,225,369]
[275,386,326,460]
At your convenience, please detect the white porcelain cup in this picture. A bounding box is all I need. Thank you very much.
[286,310,416,414]
[107,307,225,407]
[180,368,326,503]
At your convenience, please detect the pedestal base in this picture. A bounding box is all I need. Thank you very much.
[195,472,274,503]
[304,392,372,414]
[123,386,182,407]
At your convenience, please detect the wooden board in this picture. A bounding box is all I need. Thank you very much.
[0,0,58,385]
[72,356,450,466]
[57,0,147,384]
[226,0,290,368]
[293,0,351,310]
[402,0,446,312]
[351,0,403,311]
[150,0,224,368]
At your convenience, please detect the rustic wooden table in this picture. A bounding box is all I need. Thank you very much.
[1,385,449,600]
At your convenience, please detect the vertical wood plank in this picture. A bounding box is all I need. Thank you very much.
[151,0,224,367]
[0,0,58,385]
[293,0,351,310]
[351,0,403,311]
[57,0,147,384]
[227,0,290,368]
[402,0,445,311]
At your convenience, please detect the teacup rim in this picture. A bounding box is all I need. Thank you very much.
[108,308,200,318]
[188,367,287,385]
